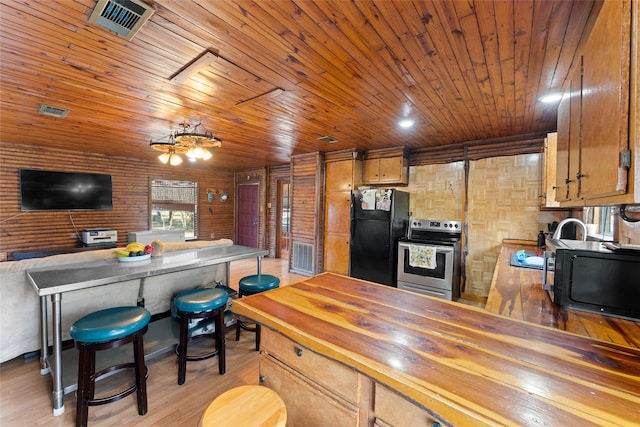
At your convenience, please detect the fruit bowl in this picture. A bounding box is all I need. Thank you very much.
[117,254,151,262]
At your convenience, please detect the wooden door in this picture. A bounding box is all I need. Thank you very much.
[237,183,259,247]
[276,179,290,259]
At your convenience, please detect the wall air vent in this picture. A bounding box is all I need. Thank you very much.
[38,104,69,118]
[292,242,314,276]
[318,136,338,144]
[88,0,155,41]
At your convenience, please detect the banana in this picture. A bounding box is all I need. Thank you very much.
[113,249,130,257]
[125,242,145,253]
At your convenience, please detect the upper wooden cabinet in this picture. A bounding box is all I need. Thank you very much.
[555,0,637,205]
[361,147,408,185]
[326,158,361,191]
[541,132,561,208]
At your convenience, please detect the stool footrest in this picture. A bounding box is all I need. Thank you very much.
[87,365,149,407]
[175,334,220,362]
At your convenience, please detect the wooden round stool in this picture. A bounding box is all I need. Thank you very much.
[235,274,280,350]
[199,385,287,427]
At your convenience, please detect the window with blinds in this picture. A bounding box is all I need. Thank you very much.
[150,179,198,239]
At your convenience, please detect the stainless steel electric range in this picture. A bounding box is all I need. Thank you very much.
[397,218,462,300]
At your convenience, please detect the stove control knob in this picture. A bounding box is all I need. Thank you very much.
[455,223,459,228]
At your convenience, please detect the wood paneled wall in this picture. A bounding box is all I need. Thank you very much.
[290,152,324,275]
[0,142,235,258]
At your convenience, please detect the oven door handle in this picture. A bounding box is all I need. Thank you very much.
[399,242,453,254]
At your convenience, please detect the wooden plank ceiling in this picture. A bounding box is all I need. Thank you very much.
[0,0,598,170]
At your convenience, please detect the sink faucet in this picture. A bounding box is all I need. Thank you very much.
[552,218,587,241]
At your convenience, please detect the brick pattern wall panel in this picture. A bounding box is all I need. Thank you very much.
[466,154,566,296]
[405,162,464,220]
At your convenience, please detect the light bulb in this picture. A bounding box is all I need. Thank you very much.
[202,148,212,160]
[169,154,182,166]
[158,153,170,164]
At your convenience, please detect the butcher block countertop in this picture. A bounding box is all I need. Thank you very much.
[486,239,640,349]
[233,272,640,426]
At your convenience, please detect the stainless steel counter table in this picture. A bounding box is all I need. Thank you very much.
[27,244,268,416]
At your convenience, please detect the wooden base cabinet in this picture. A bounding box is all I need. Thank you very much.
[259,328,446,427]
[374,384,442,427]
[259,328,370,427]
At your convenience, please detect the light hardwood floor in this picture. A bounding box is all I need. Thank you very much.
[0,257,305,427]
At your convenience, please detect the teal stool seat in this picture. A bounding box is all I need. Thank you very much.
[238,274,280,294]
[236,274,280,351]
[173,287,229,385]
[70,306,150,343]
[174,288,229,313]
[70,306,150,427]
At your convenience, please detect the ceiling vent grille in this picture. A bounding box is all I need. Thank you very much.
[318,136,338,144]
[88,0,155,41]
[38,104,69,118]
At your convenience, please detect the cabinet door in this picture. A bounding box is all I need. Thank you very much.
[542,133,561,208]
[579,0,630,199]
[260,354,360,427]
[324,233,350,275]
[556,77,582,202]
[324,187,352,274]
[378,157,403,183]
[326,160,356,191]
[556,87,571,202]
[363,159,380,183]
[325,191,351,234]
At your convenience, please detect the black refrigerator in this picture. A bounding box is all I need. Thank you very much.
[349,188,410,287]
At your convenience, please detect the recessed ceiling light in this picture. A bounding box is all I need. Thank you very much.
[398,119,414,129]
[539,93,563,104]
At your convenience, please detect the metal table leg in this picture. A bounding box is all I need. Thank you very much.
[51,293,65,416]
[39,296,49,375]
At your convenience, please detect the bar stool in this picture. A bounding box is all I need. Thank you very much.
[173,287,229,385]
[70,306,151,427]
[199,385,287,427]
[235,274,280,351]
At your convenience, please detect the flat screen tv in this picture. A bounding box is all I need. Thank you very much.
[19,169,113,211]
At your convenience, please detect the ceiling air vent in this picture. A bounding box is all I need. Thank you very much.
[318,136,338,144]
[38,104,69,118]
[88,0,155,41]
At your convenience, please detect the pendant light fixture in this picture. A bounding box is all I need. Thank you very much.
[150,122,222,166]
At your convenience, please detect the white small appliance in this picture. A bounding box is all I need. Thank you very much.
[82,228,117,246]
